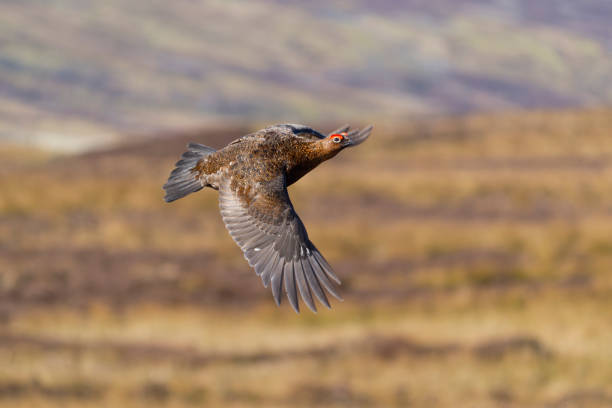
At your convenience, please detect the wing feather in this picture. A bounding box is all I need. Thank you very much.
[301,258,330,309]
[270,261,284,306]
[261,252,280,288]
[218,172,341,312]
[284,262,299,313]
[294,260,316,312]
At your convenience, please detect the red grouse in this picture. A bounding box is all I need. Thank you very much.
[163,124,373,312]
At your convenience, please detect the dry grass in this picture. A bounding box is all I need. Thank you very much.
[2,109,612,407]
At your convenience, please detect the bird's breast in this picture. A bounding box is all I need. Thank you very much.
[285,161,320,186]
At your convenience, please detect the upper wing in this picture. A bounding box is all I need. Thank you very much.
[218,173,342,313]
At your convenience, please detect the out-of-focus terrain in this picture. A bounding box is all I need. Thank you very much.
[2,0,612,150]
[2,108,612,407]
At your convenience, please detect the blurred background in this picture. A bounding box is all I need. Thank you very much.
[1,1,612,407]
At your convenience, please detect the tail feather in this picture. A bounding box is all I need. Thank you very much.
[163,143,216,202]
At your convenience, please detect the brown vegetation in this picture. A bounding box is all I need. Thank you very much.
[1,109,612,407]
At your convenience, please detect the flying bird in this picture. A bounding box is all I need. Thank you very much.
[163,124,373,313]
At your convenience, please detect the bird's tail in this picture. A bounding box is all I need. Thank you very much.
[163,143,216,202]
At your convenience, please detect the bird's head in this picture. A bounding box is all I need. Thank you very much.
[274,123,373,160]
[320,124,373,155]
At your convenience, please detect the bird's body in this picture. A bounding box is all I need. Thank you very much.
[195,125,338,191]
[163,124,372,313]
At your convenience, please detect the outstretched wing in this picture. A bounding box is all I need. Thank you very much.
[218,173,342,313]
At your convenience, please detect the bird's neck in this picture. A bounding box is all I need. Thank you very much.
[285,141,340,186]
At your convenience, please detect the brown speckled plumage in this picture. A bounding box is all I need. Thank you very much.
[163,124,373,313]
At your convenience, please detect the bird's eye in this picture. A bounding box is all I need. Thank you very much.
[330,133,345,144]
